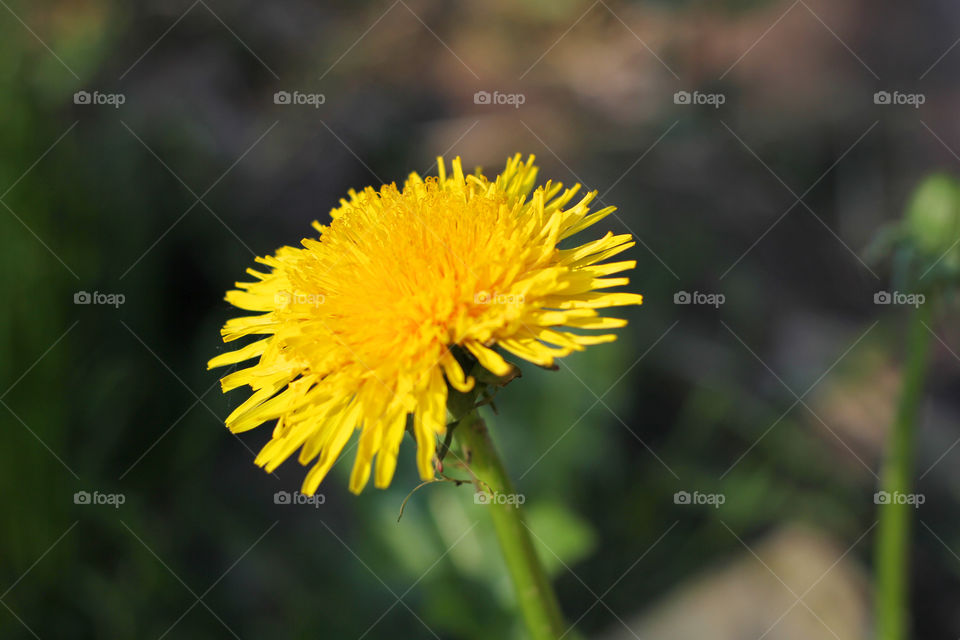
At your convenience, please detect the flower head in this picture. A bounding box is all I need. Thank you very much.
[209,154,642,494]
[904,173,960,273]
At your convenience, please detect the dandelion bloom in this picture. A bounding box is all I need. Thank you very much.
[209,154,643,494]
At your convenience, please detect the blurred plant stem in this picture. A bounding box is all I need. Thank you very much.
[875,301,933,640]
[454,410,567,640]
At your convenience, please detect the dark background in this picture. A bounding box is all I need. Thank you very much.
[3,1,960,638]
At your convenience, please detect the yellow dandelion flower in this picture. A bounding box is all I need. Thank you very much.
[208,154,643,495]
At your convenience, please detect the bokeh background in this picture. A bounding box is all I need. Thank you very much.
[3,0,960,638]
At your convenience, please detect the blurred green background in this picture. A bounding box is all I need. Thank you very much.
[3,0,960,638]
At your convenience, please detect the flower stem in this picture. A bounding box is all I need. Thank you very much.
[875,301,933,640]
[454,411,567,640]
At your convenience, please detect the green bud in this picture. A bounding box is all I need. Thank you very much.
[904,173,960,269]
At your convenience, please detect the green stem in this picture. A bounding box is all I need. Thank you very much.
[875,301,933,640]
[454,411,567,640]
